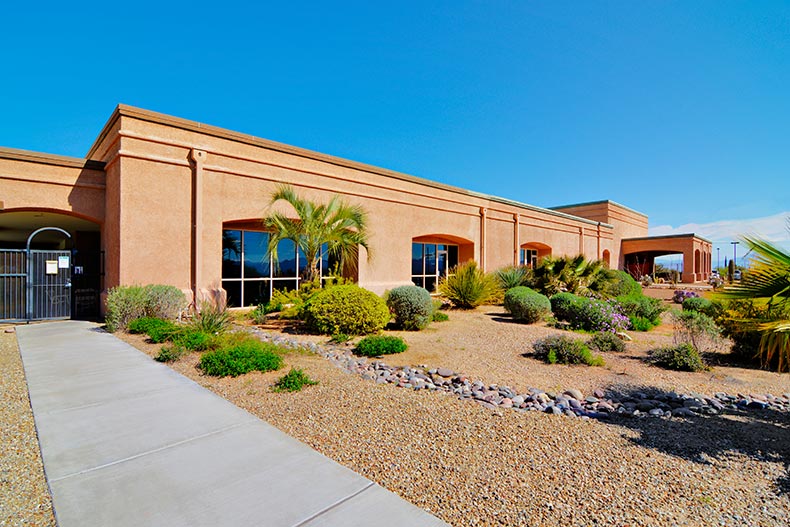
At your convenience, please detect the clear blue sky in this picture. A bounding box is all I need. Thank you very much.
[1,1,788,236]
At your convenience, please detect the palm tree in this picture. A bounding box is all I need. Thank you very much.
[720,235,790,371]
[533,255,612,297]
[263,185,371,283]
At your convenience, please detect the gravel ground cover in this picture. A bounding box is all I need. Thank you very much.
[0,327,55,527]
[121,308,790,527]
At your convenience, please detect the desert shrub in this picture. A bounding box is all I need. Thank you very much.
[550,292,580,321]
[272,368,319,392]
[432,311,449,322]
[672,310,723,355]
[629,315,657,331]
[606,270,642,297]
[191,302,232,334]
[533,335,604,366]
[438,261,498,309]
[682,297,724,319]
[589,331,626,352]
[387,285,433,331]
[673,290,699,304]
[105,284,186,332]
[304,285,390,336]
[553,295,630,333]
[271,280,325,319]
[155,343,189,363]
[250,302,282,324]
[329,333,351,344]
[355,335,408,357]
[649,343,706,372]
[503,287,551,323]
[494,265,534,291]
[173,328,215,351]
[617,294,665,325]
[199,340,284,377]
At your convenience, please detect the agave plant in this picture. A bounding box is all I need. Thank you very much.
[720,235,790,371]
[438,261,498,309]
[493,265,534,291]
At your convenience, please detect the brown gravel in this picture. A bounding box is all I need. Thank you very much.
[121,313,790,527]
[0,327,55,527]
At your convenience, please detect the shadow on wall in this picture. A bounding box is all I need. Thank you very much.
[601,386,790,496]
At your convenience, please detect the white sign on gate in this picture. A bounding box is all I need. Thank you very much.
[58,255,70,269]
[46,260,58,275]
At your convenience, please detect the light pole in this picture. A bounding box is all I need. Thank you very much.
[716,247,720,269]
[731,241,739,266]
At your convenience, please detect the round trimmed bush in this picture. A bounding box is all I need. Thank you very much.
[387,285,433,330]
[607,271,642,297]
[649,343,706,372]
[304,285,390,336]
[589,332,626,352]
[549,292,580,321]
[503,286,551,323]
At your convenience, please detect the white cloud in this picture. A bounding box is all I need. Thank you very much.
[649,212,790,243]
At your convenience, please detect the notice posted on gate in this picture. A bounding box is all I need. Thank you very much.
[58,255,69,268]
[46,260,58,274]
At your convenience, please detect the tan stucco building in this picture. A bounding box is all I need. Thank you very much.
[0,105,711,320]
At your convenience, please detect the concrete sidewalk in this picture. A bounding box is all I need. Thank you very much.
[17,321,448,527]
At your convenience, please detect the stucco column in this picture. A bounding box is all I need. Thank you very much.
[513,213,520,266]
[190,149,207,307]
[596,223,601,259]
[579,226,585,255]
[480,207,487,272]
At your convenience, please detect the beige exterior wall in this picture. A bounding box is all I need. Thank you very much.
[6,105,710,316]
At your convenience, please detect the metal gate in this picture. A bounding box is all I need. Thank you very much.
[0,249,26,320]
[0,248,72,321]
[30,250,72,320]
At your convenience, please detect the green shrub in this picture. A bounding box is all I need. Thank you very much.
[105,284,186,332]
[355,335,408,357]
[533,335,604,366]
[146,320,182,343]
[438,261,498,309]
[329,333,351,344]
[550,292,580,321]
[682,297,724,319]
[155,344,188,363]
[199,340,284,377]
[304,285,390,336]
[387,285,433,330]
[649,343,707,372]
[503,286,551,323]
[629,315,657,331]
[432,311,449,322]
[606,271,642,297]
[127,317,167,335]
[617,294,665,325]
[272,368,319,392]
[589,332,626,352]
[493,265,534,291]
[174,328,215,351]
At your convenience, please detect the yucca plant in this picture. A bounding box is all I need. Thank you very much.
[438,261,498,309]
[493,265,534,291]
[720,234,790,371]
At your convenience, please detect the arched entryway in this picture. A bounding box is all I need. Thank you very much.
[411,234,474,292]
[0,209,102,321]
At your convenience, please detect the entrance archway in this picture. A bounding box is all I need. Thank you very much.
[0,209,102,321]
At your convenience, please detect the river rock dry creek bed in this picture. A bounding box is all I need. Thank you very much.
[119,305,790,527]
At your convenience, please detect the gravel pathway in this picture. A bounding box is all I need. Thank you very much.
[0,327,55,527]
[123,324,790,527]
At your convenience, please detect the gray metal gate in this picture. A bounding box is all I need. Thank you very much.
[0,249,26,320]
[29,250,72,320]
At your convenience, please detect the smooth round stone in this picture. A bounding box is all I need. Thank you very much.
[564,389,583,400]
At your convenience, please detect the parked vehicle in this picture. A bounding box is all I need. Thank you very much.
[733,270,742,280]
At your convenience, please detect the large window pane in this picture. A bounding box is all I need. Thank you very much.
[424,244,436,275]
[222,230,242,279]
[274,239,297,278]
[411,243,423,275]
[244,232,270,278]
[223,281,242,308]
[297,245,308,276]
[448,245,458,269]
[412,277,424,288]
[424,276,436,293]
[320,243,330,275]
[243,280,270,307]
[272,279,298,294]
